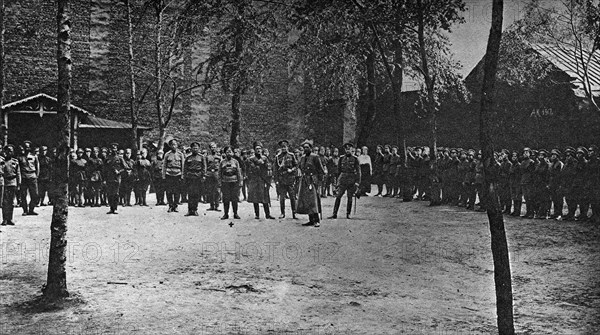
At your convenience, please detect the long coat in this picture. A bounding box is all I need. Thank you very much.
[296,153,324,215]
[246,154,271,204]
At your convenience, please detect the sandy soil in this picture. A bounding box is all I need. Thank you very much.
[1,190,598,334]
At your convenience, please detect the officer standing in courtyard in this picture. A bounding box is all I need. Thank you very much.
[328,143,361,219]
[1,145,20,226]
[183,141,207,216]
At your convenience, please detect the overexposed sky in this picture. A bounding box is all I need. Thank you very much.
[448,0,528,76]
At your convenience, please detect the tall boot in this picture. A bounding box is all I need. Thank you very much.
[279,198,286,218]
[264,204,274,219]
[232,202,240,219]
[346,196,353,218]
[254,203,260,219]
[290,197,297,219]
[221,201,230,219]
[329,197,341,218]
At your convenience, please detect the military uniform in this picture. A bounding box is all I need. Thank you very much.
[247,148,273,219]
[152,154,166,205]
[87,153,103,207]
[120,153,135,206]
[2,154,20,225]
[38,150,53,206]
[533,151,550,218]
[104,152,126,214]
[219,156,243,219]
[205,152,221,211]
[135,155,152,206]
[274,147,298,218]
[162,149,185,212]
[329,144,361,219]
[18,151,39,214]
[562,148,578,220]
[508,153,522,216]
[183,151,206,215]
[520,149,536,218]
[548,149,564,219]
[297,141,325,226]
[372,147,384,196]
[445,150,461,205]
[71,153,87,207]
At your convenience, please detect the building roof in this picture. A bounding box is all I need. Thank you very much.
[531,43,600,98]
[2,93,90,114]
[2,93,151,130]
[79,115,151,130]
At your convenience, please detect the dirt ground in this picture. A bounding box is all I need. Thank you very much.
[1,189,599,334]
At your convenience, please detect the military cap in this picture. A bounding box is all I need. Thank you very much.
[301,139,313,147]
[564,146,575,153]
[468,149,475,155]
[190,141,200,147]
[390,145,398,150]
[344,142,354,149]
[550,149,561,156]
[168,138,178,145]
[41,145,48,150]
[531,149,538,156]
[538,149,548,156]
[4,144,14,151]
[450,148,458,154]
[23,140,32,145]
[576,146,588,155]
[523,147,531,153]
[589,145,598,152]
[278,139,289,147]
[110,142,119,147]
[253,141,263,149]
[501,149,510,155]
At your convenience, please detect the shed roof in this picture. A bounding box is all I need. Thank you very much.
[531,43,600,98]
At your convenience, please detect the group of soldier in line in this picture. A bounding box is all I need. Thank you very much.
[0,138,598,227]
[367,144,599,223]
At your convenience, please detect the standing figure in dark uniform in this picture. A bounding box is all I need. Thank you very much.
[297,140,325,227]
[87,147,104,207]
[497,149,512,214]
[574,147,589,221]
[134,148,152,206]
[162,139,185,213]
[520,148,536,219]
[18,140,39,215]
[372,145,384,196]
[104,143,126,214]
[508,151,522,216]
[120,148,135,207]
[71,148,88,207]
[274,140,298,219]
[183,142,206,216]
[247,141,274,219]
[388,146,400,198]
[548,149,564,219]
[381,145,392,197]
[533,150,551,219]
[152,150,166,206]
[562,147,577,220]
[1,145,20,226]
[329,143,361,219]
[205,142,221,211]
[219,146,243,220]
[37,146,53,206]
[326,148,340,197]
[588,145,600,223]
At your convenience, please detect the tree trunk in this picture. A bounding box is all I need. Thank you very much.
[480,0,515,334]
[154,2,165,151]
[356,47,376,147]
[392,39,403,148]
[0,0,6,147]
[125,0,138,151]
[44,0,71,300]
[229,2,245,149]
